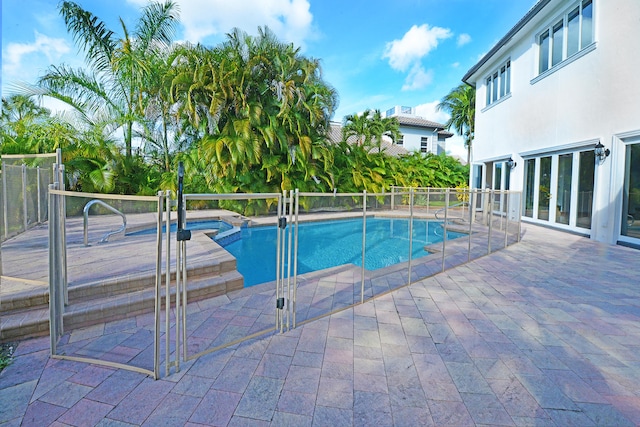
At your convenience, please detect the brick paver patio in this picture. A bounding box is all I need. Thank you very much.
[1,223,639,426]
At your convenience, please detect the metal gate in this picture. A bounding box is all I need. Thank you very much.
[170,191,286,373]
[48,188,168,379]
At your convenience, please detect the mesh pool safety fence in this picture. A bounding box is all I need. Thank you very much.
[3,185,521,379]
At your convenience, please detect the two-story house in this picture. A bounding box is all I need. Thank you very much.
[328,106,453,157]
[462,0,640,247]
[384,106,453,156]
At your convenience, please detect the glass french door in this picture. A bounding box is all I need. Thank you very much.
[556,154,572,225]
[576,151,595,229]
[492,161,511,214]
[621,143,640,240]
[524,159,535,217]
[523,150,595,230]
[538,156,552,221]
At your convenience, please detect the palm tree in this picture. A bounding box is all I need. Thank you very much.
[342,109,400,153]
[1,95,49,123]
[342,109,373,146]
[172,27,337,195]
[437,83,476,165]
[369,109,401,153]
[0,95,75,155]
[35,1,179,159]
[138,45,184,171]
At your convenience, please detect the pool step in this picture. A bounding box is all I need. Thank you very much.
[0,269,244,343]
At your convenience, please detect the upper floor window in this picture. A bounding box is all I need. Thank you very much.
[396,135,404,146]
[538,0,594,74]
[485,60,510,107]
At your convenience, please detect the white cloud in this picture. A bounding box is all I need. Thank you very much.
[414,100,448,124]
[401,65,433,91]
[457,33,471,47]
[137,0,316,50]
[444,134,467,160]
[382,24,452,72]
[3,31,70,76]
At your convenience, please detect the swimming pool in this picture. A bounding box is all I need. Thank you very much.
[222,217,464,287]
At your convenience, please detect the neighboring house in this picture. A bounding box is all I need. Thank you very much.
[384,106,453,156]
[462,0,640,247]
[327,121,409,157]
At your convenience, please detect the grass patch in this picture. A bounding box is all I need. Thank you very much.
[0,342,16,372]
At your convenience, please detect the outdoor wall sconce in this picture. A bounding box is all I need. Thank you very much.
[595,141,610,161]
[507,157,517,169]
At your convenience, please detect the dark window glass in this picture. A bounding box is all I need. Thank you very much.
[577,150,595,229]
[538,156,552,220]
[567,7,580,56]
[582,0,593,48]
[556,154,573,225]
[552,21,564,66]
[524,159,536,218]
[539,31,550,73]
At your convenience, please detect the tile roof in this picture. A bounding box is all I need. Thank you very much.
[370,139,410,157]
[395,115,447,129]
[394,116,454,138]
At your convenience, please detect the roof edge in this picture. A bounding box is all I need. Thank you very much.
[462,0,552,84]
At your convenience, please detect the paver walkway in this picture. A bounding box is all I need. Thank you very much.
[1,223,640,426]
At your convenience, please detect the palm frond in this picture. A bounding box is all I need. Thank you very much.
[59,1,116,73]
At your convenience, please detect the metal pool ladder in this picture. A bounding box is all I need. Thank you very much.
[83,199,127,246]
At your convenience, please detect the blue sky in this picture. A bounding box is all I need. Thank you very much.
[1,0,537,157]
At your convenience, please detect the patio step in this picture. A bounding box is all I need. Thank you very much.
[67,259,238,304]
[0,269,244,343]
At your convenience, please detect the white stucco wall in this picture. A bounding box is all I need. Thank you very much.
[467,0,640,244]
[399,126,440,154]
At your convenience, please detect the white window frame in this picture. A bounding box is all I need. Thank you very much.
[484,59,511,108]
[613,131,640,246]
[420,137,429,153]
[536,0,594,77]
[520,142,598,234]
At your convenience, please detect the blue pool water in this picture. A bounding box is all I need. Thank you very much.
[127,220,233,236]
[223,217,464,287]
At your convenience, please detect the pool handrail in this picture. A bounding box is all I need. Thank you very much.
[435,201,469,222]
[83,199,127,246]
